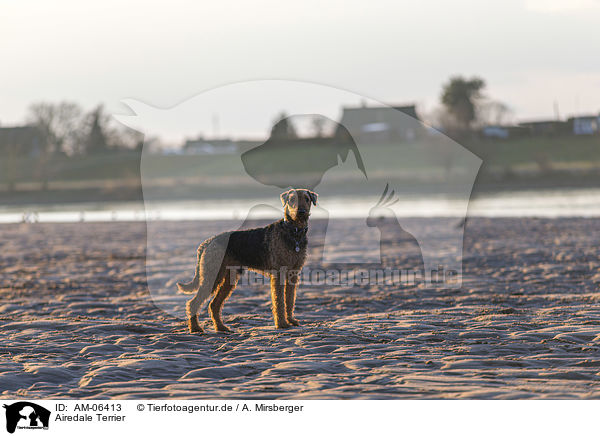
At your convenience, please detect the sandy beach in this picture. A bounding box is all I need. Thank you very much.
[1,217,600,399]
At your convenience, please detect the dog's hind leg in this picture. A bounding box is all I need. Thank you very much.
[187,269,224,333]
[186,292,206,333]
[209,267,240,333]
[184,236,231,333]
[184,253,216,333]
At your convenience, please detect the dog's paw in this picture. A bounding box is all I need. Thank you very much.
[215,325,233,333]
[287,317,300,326]
[275,321,291,329]
[189,326,204,334]
[188,318,203,333]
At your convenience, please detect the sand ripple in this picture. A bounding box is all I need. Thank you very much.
[1,218,600,399]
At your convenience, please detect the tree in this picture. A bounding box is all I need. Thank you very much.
[270,112,298,140]
[26,101,84,155]
[478,100,513,126]
[311,115,327,138]
[85,106,109,154]
[440,76,486,132]
[106,124,144,151]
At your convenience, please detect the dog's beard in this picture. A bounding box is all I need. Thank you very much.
[296,211,310,221]
[285,209,310,222]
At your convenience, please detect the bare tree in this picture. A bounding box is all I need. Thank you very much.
[311,115,326,138]
[270,112,298,140]
[106,124,144,151]
[26,101,84,155]
[85,105,109,155]
[26,101,85,188]
[478,100,513,126]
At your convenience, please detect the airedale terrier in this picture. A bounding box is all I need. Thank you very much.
[177,188,318,333]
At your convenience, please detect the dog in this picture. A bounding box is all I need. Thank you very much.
[177,188,318,333]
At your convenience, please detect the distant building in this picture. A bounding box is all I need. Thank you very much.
[337,104,423,144]
[0,125,44,157]
[518,119,569,136]
[480,125,529,140]
[570,115,599,135]
[482,125,509,139]
[182,137,238,155]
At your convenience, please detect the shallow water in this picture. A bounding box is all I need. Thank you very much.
[3,188,600,223]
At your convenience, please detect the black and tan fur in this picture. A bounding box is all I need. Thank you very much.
[177,188,318,333]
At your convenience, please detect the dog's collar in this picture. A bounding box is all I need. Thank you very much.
[281,219,308,252]
[282,219,308,234]
[283,212,308,233]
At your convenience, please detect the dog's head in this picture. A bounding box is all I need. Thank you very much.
[281,188,318,224]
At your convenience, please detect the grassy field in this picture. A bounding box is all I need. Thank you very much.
[464,134,600,174]
[1,135,599,204]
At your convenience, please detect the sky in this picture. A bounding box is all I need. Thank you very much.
[1,0,600,141]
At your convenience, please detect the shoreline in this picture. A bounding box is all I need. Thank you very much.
[4,186,600,223]
[3,166,600,207]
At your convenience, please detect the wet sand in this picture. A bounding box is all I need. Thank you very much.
[1,218,599,399]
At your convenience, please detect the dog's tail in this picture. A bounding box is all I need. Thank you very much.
[176,240,209,294]
[177,276,199,294]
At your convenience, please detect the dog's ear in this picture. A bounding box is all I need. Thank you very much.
[280,189,291,206]
[307,190,318,206]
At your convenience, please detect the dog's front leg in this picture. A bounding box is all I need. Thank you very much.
[270,272,290,329]
[285,272,300,326]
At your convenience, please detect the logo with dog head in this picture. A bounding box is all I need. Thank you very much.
[114,80,481,318]
[3,402,50,434]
